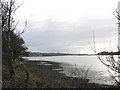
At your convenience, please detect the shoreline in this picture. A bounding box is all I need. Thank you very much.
[24,59,114,85]
[23,60,111,88]
[2,59,116,88]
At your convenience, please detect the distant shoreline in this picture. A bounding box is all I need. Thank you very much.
[25,51,120,57]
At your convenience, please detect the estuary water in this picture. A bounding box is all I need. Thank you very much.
[23,55,118,85]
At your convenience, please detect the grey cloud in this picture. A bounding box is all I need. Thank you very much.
[22,17,117,53]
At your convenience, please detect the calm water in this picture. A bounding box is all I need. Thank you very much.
[23,55,118,85]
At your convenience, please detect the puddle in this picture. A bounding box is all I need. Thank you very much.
[37,61,52,66]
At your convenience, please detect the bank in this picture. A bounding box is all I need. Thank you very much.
[2,60,117,88]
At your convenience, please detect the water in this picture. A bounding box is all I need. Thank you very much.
[23,55,118,85]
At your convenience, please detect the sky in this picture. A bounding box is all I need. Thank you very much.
[14,0,120,54]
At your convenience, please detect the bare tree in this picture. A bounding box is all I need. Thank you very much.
[90,23,120,87]
[1,0,29,88]
[1,0,17,78]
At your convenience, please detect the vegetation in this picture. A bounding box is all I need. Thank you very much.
[29,52,88,57]
[98,51,120,55]
[91,40,120,87]
[1,0,29,88]
[90,9,120,87]
[1,0,120,89]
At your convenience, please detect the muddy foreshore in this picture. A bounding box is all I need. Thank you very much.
[22,60,111,88]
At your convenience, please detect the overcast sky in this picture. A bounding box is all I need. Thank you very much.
[14,0,120,54]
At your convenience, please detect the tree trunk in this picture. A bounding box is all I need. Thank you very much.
[7,0,15,79]
[118,1,120,86]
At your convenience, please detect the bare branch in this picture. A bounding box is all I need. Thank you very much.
[17,20,27,37]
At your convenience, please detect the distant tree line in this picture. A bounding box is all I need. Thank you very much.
[98,51,120,55]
